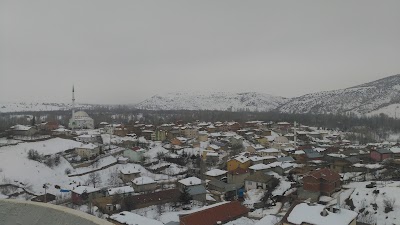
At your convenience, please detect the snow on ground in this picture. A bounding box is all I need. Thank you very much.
[243,189,265,208]
[267,172,293,196]
[225,217,258,225]
[343,181,400,225]
[131,202,205,224]
[254,215,281,225]
[0,148,82,194]
[71,156,117,175]
[0,138,22,146]
[249,203,282,219]
[0,138,85,194]
[0,138,83,155]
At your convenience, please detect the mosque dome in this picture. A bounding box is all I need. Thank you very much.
[74,111,90,118]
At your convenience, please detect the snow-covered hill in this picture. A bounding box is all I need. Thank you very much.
[135,92,288,112]
[0,102,94,113]
[278,74,400,116]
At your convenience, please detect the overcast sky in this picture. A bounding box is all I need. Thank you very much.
[1,1,400,104]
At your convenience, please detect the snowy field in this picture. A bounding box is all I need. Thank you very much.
[343,181,400,225]
[0,138,86,194]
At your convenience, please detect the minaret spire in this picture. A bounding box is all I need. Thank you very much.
[72,85,75,119]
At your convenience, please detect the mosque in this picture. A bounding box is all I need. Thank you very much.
[68,86,94,129]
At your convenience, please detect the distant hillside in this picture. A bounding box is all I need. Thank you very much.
[278,74,400,116]
[0,102,94,113]
[135,92,288,112]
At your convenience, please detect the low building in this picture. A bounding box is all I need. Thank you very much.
[227,156,251,172]
[204,169,228,181]
[76,134,97,143]
[227,167,250,186]
[179,201,248,225]
[75,143,100,159]
[71,186,101,205]
[370,149,392,162]
[9,125,37,137]
[120,168,141,183]
[106,186,135,197]
[244,172,278,191]
[123,147,146,163]
[131,176,157,193]
[303,168,341,196]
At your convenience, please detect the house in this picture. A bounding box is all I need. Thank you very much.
[123,147,145,163]
[183,127,198,139]
[110,211,164,225]
[152,129,167,141]
[51,128,72,136]
[75,134,97,143]
[179,201,248,225]
[75,143,100,159]
[178,177,203,191]
[227,156,251,171]
[198,131,208,142]
[107,186,135,197]
[131,176,157,193]
[244,171,278,191]
[303,168,341,196]
[120,168,141,183]
[281,201,358,225]
[390,147,400,159]
[187,185,207,203]
[39,121,59,131]
[258,148,281,157]
[71,186,101,205]
[227,167,250,185]
[171,137,187,146]
[370,149,392,162]
[204,169,228,181]
[9,125,37,137]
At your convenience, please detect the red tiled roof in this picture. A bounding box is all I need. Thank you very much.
[180,201,248,225]
[307,168,340,181]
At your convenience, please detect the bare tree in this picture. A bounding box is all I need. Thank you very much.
[107,168,121,187]
[87,172,101,188]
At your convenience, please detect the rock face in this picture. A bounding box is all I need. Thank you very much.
[135,92,288,112]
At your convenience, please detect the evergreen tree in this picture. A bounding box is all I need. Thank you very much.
[179,186,192,205]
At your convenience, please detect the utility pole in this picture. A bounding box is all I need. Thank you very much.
[43,183,49,203]
[294,121,297,149]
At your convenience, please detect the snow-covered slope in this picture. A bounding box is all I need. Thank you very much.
[0,102,94,113]
[135,92,288,112]
[278,74,400,116]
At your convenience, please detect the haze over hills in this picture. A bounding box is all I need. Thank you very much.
[2,74,400,117]
[278,74,400,116]
[135,92,288,112]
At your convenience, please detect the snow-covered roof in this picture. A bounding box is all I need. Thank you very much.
[234,156,250,163]
[79,143,98,150]
[206,152,219,157]
[132,176,156,185]
[258,148,279,153]
[390,147,400,153]
[209,144,220,150]
[10,124,32,131]
[120,168,140,175]
[249,164,270,171]
[110,211,164,225]
[107,186,134,196]
[287,203,357,225]
[179,177,202,186]
[205,169,227,177]
[72,186,100,195]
